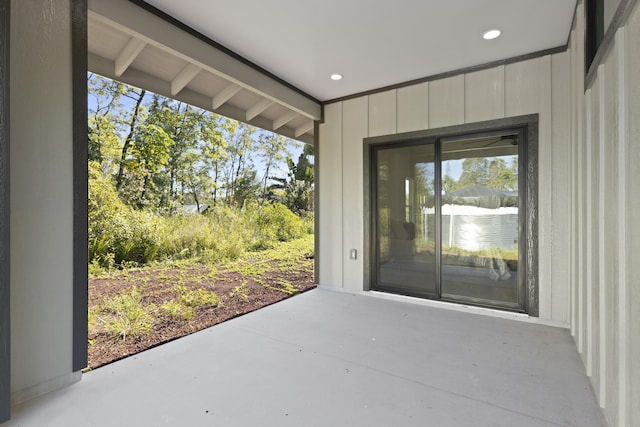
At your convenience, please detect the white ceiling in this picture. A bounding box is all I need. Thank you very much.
[144,0,577,102]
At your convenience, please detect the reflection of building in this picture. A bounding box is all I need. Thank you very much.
[421,185,519,251]
[422,205,518,252]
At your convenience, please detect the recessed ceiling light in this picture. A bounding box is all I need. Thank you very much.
[483,29,501,40]
[330,73,343,81]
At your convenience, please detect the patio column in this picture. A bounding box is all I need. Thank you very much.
[9,0,87,406]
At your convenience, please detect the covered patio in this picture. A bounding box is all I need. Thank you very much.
[8,289,603,426]
[2,0,640,425]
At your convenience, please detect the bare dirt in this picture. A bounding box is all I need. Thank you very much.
[87,257,315,370]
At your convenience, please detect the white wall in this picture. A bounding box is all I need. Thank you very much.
[567,2,640,426]
[318,51,572,324]
[10,0,79,402]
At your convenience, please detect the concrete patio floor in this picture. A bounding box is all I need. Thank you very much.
[7,288,605,426]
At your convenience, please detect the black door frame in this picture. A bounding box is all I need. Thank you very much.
[363,115,539,316]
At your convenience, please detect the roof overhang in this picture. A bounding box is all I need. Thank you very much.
[88,0,321,144]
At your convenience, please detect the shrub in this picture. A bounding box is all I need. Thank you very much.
[250,202,307,249]
[89,162,165,268]
[89,163,311,269]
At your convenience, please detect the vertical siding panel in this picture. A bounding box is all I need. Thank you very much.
[428,75,464,127]
[397,83,428,133]
[505,56,553,320]
[569,23,581,345]
[318,102,343,288]
[596,65,607,409]
[584,89,593,373]
[617,27,629,427]
[505,57,549,116]
[551,52,571,324]
[602,40,619,424]
[589,78,601,397]
[368,90,397,137]
[465,66,505,123]
[625,5,640,425]
[575,2,587,358]
[342,97,368,291]
[569,26,579,339]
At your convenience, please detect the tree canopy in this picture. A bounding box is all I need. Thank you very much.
[88,73,314,215]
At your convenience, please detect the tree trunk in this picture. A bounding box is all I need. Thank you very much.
[116,89,146,191]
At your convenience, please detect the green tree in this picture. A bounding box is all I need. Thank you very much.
[269,146,314,214]
[258,132,291,200]
[115,88,147,191]
[454,156,518,192]
[224,123,257,204]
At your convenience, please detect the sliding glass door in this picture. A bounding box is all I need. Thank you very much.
[372,129,526,312]
[375,143,437,297]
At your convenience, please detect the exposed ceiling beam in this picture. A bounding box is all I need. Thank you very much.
[114,37,146,77]
[88,52,314,145]
[212,83,242,110]
[170,63,201,95]
[295,121,314,138]
[273,111,298,131]
[88,0,321,120]
[246,99,274,121]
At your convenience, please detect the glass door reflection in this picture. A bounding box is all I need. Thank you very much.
[440,135,520,307]
[376,144,436,297]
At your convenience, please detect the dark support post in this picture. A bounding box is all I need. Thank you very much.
[72,0,88,373]
[313,120,320,285]
[0,0,10,421]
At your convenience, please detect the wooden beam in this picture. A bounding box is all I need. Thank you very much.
[246,98,274,121]
[170,63,201,95]
[114,37,146,77]
[273,110,298,130]
[212,83,241,110]
[88,53,315,145]
[295,121,314,138]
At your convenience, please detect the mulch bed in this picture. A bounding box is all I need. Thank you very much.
[87,260,315,369]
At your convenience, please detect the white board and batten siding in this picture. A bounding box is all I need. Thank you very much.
[318,51,572,326]
[561,1,639,426]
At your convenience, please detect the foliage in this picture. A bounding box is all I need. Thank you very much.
[159,300,194,320]
[89,170,310,268]
[88,73,313,211]
[268,144,314,214]
[176,284,220,308]
[443,156,518,194]
[254,202,308,245]
[88,73,314,269]
[89,161,165,267]
[101,287,154,341]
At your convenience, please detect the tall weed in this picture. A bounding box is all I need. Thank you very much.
[89,166,310,269]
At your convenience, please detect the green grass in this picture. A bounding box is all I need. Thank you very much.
[175,284,220,308]
[88,235,314,347]
[159,300,195,320]
[100,287,155,341]
[229,282,250,301]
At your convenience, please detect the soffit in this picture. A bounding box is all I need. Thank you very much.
[143,0,577,101]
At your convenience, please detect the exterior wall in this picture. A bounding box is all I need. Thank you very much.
[319,54,571,324]
[10,0,80,403]
[567,2,640,426]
